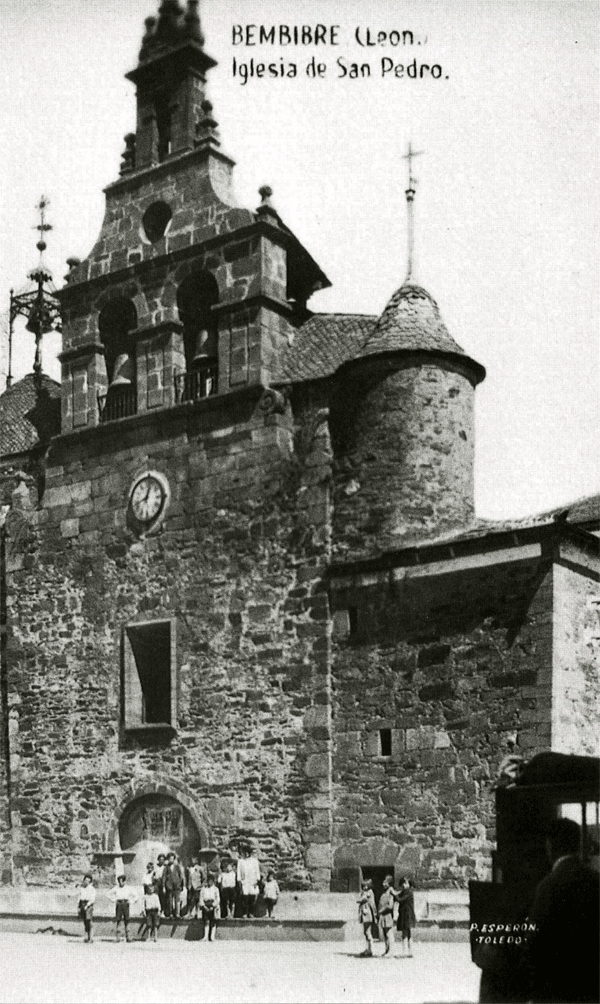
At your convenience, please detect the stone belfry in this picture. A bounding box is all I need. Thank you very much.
[58,0,328,433]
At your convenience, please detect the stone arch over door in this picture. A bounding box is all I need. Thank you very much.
[109,779,210,884]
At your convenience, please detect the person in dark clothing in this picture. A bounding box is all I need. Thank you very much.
[395,876,417,957]
[526,817,599,1004]
[154,854,168,917]
[163,851,186,918]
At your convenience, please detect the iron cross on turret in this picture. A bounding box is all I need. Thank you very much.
[402,142,424,283]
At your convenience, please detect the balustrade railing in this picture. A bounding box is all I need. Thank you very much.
[174,364,218,403]
[98,386,137,423]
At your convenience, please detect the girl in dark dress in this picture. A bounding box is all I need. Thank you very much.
[396,876,417,957]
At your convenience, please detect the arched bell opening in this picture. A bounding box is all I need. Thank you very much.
[98,297,138,422]
[176,271,219,401]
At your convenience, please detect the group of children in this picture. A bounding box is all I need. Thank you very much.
[357,875,416,958]
[75,849,282,944]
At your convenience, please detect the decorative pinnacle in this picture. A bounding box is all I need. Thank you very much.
[9,195,61,390]
[184,0,204,43]
[195,99,220,148]
[257,186,277,220]
[401,142,424,282]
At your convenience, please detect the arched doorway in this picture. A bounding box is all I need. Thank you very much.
[118,793,204,885]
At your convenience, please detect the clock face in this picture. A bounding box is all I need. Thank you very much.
[131,475,165,523]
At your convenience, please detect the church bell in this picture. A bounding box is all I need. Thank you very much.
[192,329,210,364]
[110,352,135,386]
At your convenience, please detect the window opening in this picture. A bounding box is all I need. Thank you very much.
[155,95,172,161]
[142,202,172,243]
[560,801,600,860]
[379,728,392,757]
[348,606,358,638]
[123,620,175,729]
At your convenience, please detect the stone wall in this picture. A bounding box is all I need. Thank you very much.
[328,552,555,889]
[1,390,333,890]
[330,356,476,558]
[552,560,600,756]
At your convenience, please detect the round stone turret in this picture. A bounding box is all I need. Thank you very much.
[330,282,485,556]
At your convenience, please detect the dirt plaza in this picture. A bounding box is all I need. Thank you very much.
[0,930,480,1004]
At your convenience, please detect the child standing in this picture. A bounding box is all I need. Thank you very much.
[263,871,280,918]
[357,879,377,956]
[395,876,417,957]
[199,873,220,941]
[378,875,396,957]
[143,879,161,943]
[218,861,236,919]
[108,873,138,942]
[76,873,96,943]
[187,856,204,919]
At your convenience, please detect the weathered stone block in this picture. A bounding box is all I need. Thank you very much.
[60,519,80,539]
[303,706,329,731]
[406,726,436,750]
[305,843,331,869]
[305,754,330,778]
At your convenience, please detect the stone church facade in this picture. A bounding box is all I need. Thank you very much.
[0,2,598,895]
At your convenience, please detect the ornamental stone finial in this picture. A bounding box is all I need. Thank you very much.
[184,0,204,44]
[258,185,273,206]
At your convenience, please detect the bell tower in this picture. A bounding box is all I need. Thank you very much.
[58,0,328,434]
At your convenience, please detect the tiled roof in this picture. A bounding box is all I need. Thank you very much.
[409,493,600,549]
[360,283,467,359]
[278,286,485,385]
[277,314,375,382]
[0,374,61,457]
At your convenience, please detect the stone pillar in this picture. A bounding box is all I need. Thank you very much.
[296,408,334,890]
[135,323,185,412]
[60,347,107,432]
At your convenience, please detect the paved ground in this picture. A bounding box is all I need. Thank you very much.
[0,930,480,1003]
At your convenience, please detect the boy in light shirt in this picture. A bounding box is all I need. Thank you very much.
[218,860,236,919]
[199,873,220,941]
[108,873,138,942]
[263,870,280,918]
[76,873,96,943]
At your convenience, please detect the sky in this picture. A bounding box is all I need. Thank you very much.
[0,0,598,520]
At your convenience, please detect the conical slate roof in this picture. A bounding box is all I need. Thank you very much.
[358,282,485,383]
[360,283,462,358]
